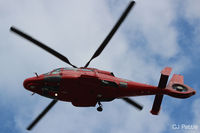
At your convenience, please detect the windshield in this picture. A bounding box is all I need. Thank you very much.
[44,68,62,76]
[52,68,61,74]
[44,72,51,76]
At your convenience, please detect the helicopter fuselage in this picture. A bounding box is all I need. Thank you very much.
[24,67,195,107]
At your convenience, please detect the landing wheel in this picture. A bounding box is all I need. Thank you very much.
[97,101,103,112]
[97,106,103,112]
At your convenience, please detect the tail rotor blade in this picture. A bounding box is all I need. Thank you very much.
[10,26,77,68]
[84,1,135,68]
[27,99,57,130]
[150,67,172,115]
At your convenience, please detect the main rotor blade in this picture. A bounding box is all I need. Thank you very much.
[122,98,143,110]
[27,99,57,130]
[84,1,135,68]
[10,26,77,68]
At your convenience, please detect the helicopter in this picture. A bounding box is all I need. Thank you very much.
[10,1,196,131]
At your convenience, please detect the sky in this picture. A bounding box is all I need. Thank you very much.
[0,0,200,133]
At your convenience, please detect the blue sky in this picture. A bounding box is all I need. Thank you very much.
[0,0,200,133]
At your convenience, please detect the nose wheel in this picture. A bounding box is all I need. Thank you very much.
[97,101,103,112]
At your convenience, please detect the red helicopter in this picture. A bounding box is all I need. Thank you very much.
[10,1,195,131]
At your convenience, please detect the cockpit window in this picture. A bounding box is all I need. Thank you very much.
[44,72,51,76]
[44,68,62,76]
[53,68,62,71]
[52,68,61,74]
[52,71,60,74]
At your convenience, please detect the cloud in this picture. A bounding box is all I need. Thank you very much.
[181,0,200,59]
[0,0,198,133]
[125,0,179,59]
[191,98,200,132]
[183,98,200,133]
[180,4,200,132]
[184,0,200,20]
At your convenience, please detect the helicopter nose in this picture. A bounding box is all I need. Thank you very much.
[23,77,41,90]
[23,77,34,90]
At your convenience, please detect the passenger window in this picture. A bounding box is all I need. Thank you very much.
[101,80,118,88]
[119,82,128,88]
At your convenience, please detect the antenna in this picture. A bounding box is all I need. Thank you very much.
[34,72,38,77]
